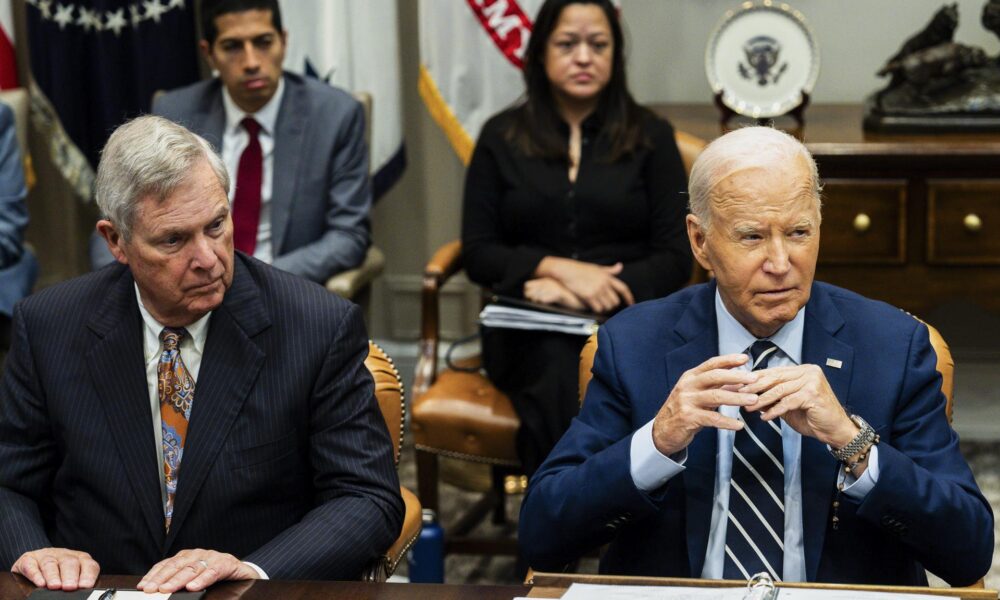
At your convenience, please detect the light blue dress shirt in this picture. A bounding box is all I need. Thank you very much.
[629,290,879,581]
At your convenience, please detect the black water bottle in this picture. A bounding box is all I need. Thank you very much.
[408,508,444,583]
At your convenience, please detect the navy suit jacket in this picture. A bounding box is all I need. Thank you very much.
[0,254,403,579]
[519,281,993,586]
[90,72,371,283]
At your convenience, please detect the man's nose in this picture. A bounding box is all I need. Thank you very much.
[243,42,261,71]
[763,239,790,275]
[189,235,219,271]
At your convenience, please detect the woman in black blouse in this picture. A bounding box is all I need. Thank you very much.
[462,0,691,477]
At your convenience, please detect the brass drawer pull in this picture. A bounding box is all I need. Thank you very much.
[853,213,871,233]
[964,213,983,233]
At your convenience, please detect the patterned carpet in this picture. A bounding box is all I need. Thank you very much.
[396,440,1000,589]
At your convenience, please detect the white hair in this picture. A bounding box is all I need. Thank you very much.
[95,115,229,240]
[687,126,822,230]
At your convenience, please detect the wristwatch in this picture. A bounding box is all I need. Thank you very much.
[830,414,878,462]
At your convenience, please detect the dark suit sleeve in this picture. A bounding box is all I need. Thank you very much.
[271,99,372,283]
[518,323,673,571]
[616,118,691,302]
[462,118,548,296]
[0,302,57,567]
[854,323,994,586]
[242,304,403,579]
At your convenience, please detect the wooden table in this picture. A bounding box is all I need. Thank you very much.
[654,104,1000,320]
[0,573,530,600]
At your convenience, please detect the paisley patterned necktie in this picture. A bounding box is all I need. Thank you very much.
[158,327,194,532]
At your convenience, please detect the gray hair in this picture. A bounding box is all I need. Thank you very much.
[687,126,822,230]
[95,115,229,240]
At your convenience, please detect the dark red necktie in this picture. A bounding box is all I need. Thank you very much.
[233,117,262,255]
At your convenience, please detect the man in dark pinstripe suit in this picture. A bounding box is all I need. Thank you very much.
[0,116,403,593]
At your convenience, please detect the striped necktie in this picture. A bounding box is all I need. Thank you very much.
[723,340,784,581]
[158,327,194,532]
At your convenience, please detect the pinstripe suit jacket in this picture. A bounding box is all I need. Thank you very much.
[0,253,403,579]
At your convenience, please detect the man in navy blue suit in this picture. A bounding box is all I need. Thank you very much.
[519,126,993,586]
[0,116,402,593]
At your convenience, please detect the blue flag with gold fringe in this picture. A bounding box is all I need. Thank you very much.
[26,0,200,200]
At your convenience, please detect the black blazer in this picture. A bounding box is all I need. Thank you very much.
[0,254,403,579]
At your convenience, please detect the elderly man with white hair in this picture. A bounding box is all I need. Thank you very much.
[0,115,402,594]
[519,126,993,587]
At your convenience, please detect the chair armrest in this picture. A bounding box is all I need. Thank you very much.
[325,246,386,299]
[413,240,464,400]
[361,486,422,582]
[425,239,463,282]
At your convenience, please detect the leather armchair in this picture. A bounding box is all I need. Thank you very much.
[362,341,422,581]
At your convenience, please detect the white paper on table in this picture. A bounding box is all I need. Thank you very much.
[86,591,171,600]
[558,582,945,600]
[778,589,942,600]
[562,583,748,600]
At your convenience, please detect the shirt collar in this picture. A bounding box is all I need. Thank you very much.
[221,74,285,138]
[134,283,212,357]
[715,288,804,365]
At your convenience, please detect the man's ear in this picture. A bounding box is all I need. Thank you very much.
[96,220,129,266]
[198,39,215,70]
[686,214,713,272]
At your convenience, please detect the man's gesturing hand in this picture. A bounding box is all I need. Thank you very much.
[12,548,100,590]
[652,354,760,456]
[137,549,260,593]
[739,364,859,448]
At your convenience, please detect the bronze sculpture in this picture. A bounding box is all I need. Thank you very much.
[866,2,1000,131]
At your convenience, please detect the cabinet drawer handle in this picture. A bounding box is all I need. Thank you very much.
[964,213,983,233]
[853,213,871,233]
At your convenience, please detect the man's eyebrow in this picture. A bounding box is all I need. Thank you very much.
[733,223,760,236]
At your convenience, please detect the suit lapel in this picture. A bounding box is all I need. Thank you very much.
[86,267,166,551]
[270,74,306,255]
[669,284,722,578]
[164,257,271,551]
[800,284,853,581]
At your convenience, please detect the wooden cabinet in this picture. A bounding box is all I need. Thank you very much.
[820,179,906,265]
[927,180,1000,265]
[654,104,1000,318]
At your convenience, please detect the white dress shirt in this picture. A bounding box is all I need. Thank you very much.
[135,286,268,579]
[628,289,879,581]
[220,77,285,264]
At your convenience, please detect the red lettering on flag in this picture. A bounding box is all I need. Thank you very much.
[465,0,533,70]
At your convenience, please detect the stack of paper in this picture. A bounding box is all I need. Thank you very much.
[479,305,598,336]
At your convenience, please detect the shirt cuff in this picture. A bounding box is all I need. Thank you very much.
[837,444,881,500]
[630,419,687,492]
[243,561,269,580]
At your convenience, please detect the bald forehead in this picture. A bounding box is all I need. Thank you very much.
[708,157,821,223]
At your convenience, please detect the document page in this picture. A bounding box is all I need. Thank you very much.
[779,589,941,600]
[561,583,748,599]
[86,592,171,600]
[480,305,597,336]
[555,582,944,600]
